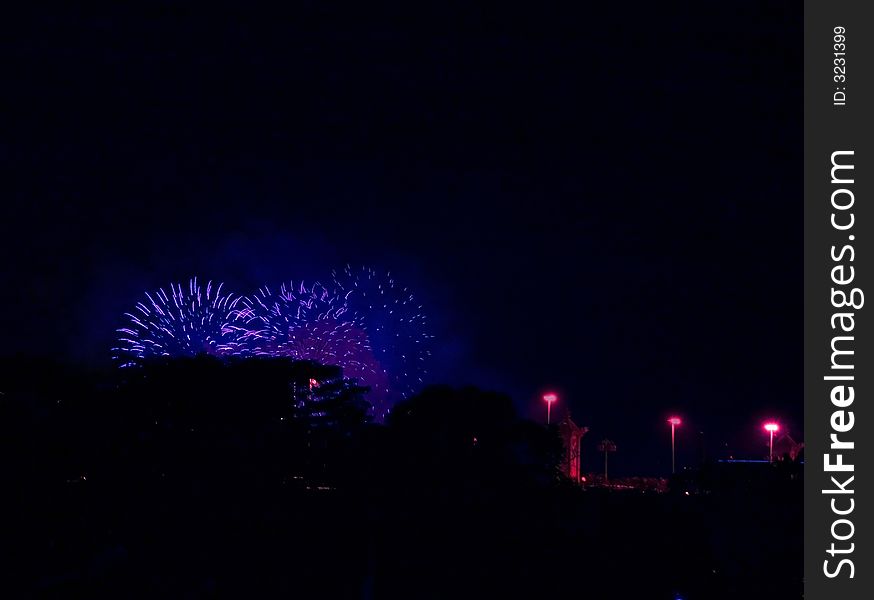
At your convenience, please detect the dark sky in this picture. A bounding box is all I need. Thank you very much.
[3,2,801,475]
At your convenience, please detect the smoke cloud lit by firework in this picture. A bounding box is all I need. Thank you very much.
[114,269,431,418]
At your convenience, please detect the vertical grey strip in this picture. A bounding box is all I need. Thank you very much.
[805,1,872,598]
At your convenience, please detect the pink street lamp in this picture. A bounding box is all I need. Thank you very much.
[668,417,682,474]
[543,393,557,425]
[764,422,780,462]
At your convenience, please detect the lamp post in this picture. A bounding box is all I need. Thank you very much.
[543,393,557,425]
[764,422,780,462]
[597,439,617,482]
[668,417,682,475]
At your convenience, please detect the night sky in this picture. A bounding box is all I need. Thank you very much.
[3,3,801,475]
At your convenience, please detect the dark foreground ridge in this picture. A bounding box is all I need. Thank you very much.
[2,356,801,599]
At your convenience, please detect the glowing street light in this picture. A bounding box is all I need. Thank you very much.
[543,393,557,425]
[668,417,682,475]
[764,422,780,462]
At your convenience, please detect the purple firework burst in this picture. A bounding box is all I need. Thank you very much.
[114,271,431,420]
[237,281,388,403]
[332,265,432,411]
[114,278,248,365]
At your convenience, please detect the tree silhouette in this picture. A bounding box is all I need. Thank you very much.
[1,357,802,598]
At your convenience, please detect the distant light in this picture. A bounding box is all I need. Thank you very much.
[668,417,682,426]
[764,422,780,433]
[543,393,558,425]
[580,476,587,482]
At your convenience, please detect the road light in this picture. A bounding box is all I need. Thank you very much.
[668,417,682,475]
[543,393,557,425]
[597,439,617,482]
[764,422,780,462]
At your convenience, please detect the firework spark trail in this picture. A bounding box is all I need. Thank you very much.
[113,277,249,365]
